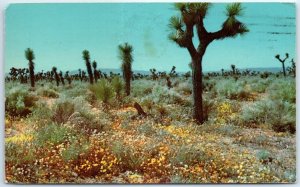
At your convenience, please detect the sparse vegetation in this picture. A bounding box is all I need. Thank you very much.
[4,2,295,185]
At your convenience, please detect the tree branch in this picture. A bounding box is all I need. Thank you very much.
[208,17,248,41]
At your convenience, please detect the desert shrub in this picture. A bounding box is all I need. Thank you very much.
[29,101,53,127]
[37,87,59,98]
[66,96,111,132]
[240,99,295,133]
[175,82,192,95]
[52,97,75,124]
[141,98,154,112]
[110,140,146,171]
[5,135,35,164]
[34,122,75,146]
[155,104,169,117]
[215,79,250,100]
[5,87,38,117]
[268,80,295,103]
[256,150,272,164]
[203,79,216,92]
[89,79,114,104]
[68,111,108,133]
[249,78,271,93]
[137,121,156,136]
[111,76,123,98]
[148,85,185,105]
[61,139,89,161]
[131,80,154,97]
[169,144,209,167]
[61,83,88,99]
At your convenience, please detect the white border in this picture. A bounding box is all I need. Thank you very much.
[0,0,298,187]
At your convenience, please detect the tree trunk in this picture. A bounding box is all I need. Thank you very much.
[29,61,35,88]
[192,56,204,124]
[125,78,130,96]
[134,102,147,116]
[282,62,286,77]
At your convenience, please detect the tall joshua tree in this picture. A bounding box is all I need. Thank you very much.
[118,43,133,96]
[275,53,289,77]
[82,50,94,84]
[25,48,35,87]
[168,3,248,124]
[92,60,99,83]
[52,67,60,86]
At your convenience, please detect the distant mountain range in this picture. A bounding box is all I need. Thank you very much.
[70,67,282,75]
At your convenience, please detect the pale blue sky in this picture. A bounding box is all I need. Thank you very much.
[5,3,295,73]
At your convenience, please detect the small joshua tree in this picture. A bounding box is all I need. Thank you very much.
[168,3,248,123]
[65,71,72,85]
[275,53,289,77]
[78,69,83,82]
[82,50,94,84]
[231,64,236,75]
[92,60,99,83]
[118,42,133,96]
[150,68,158,80]
[169,66,177,77]
[59,71,65,85]
[25,48,35,87]
[52,67,60,86]
[287,58,296,77]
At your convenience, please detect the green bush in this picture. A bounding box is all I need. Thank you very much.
[61,139,89,161]
[268,80,295,103]
[110,140,146,171]
[52,98,75,124]
[111,76,123,98]
[34,122,75,146]
[256,150,272,163]
[5,87,38,117]
[90,79,114,104]
[169,144,208,167]
[175,82,192,95]
[215,79,250,100]
[131,79,154,97]
[240,99,295,133]
[37,87,59,98]
[249,78,271,93]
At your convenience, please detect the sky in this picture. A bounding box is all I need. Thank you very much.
[4,3,296,73]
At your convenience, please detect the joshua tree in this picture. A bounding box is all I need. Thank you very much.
[59,71,65,85]
[169,66,177,77]
[52,67,60,86]
[275,53,289,77]
[168,3,248,123]
[221,68,224,76]
[78,69,83,82]
[82,50,94,84]
[118,42,133,96]
[25,48,35,87]
[150,68,158,80]
[92,60,99,83]
[287,58,296,77]
[65,71,72,85]
[231,64,236,75]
